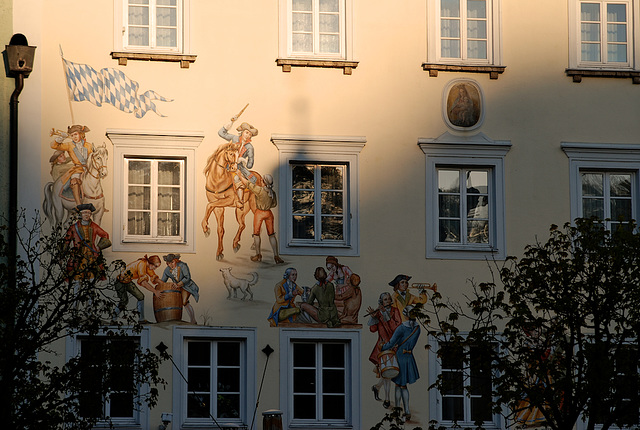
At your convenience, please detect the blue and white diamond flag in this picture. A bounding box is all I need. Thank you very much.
[63,57,172,118]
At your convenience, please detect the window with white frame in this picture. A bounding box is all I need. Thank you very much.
[67,329,150,429]
[427,0,502,66]
[107,129,203,253]
[172,327,256,429]
[420,132,510,260]
[428,337,501,429]
[272,134,365,256]
[278,0,353,61]
[114,0,190,54]
[563,142,640,229]
[568,0,639,69]
[279,329,361,430]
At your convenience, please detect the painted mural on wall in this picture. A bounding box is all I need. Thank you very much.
[202,105,284,264]
[220,267,259,301]
[445,80,482,129]
[43,126,109,226]
[64,203,111,281]
[367,276,437,421]
[61,50,172,118]
[267,257,363,328]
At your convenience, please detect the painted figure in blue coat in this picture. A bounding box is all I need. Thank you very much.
[162,254,200,324]
[381,305,421,422]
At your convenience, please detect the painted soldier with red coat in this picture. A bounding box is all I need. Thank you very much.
[64,203,110,280]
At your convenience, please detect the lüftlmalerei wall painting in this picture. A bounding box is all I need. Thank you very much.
[444,79,483,130]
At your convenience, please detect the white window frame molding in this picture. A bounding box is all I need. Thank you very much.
[279,328,361,430]
[568,0,639,70]
[428,334,503,430]
[271,134,365,257]
[66,327,151,430]
[107,129,203,253]
[563,142,640,224]
[277,0,354,61]
[426,0,503,66]
[114,0,191,55]
[171,326,257,430]
[419,132,510,260]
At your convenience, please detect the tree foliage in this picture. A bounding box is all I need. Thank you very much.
[425,219,640,430]
[0,213,165,430]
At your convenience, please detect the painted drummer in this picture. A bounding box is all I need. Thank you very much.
[161,254,200,324]
[367,292,402,409]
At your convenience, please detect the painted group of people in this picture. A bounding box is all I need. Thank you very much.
[267,256,362,328]
[367,274,428,421]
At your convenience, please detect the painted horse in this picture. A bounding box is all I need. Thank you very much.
[202,142,261,261]
[42,143,108,226]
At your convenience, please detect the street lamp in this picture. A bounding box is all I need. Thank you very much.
[3,33,36,283]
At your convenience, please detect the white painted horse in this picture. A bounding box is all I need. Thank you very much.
[42,143,108,226]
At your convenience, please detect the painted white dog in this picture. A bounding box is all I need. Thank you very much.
[220,267,258,301]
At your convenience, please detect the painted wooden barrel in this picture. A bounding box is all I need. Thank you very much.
[153,281,183,323]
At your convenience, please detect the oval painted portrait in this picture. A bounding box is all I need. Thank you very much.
[445,81,482,129]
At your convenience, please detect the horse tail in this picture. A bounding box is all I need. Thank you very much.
[42,182,56,225]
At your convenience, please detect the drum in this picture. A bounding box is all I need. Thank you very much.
[378,350,399,379]
[153,281,183,323]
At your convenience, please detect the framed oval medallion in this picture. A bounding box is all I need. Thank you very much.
[443,79,484,131]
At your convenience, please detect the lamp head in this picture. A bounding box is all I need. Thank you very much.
[4,33,36,77]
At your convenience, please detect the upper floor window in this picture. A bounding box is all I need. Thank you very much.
[568,0,640,77]
[107,129,203,253]
[563,142,640,229]
[426,0,503,69]
[420,132,511,260]
[272,134,365,256]
[277,0,358,73]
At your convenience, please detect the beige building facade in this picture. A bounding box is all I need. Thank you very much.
[6,0,640,429]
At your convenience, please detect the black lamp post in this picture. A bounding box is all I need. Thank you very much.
[4,33,36,283]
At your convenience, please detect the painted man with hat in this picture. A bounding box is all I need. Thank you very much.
[50,124,94,207]
[64,203,111,280]
[388,274,428,322]
[218,116,258,209]
[161,254,200,324]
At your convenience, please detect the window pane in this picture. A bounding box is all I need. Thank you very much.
[128,211,150,235]
[293,215,315,239]
[467,0,486,18]
[322,166,344,190]
[320,0,339,12]
[583,198,604,218]
[157,28,177,47]
[294,395,316,419]
[319,13,339,33]
[157,6,177,26]
[323,394,346,419]
[218,368,240,392]
[610,174,631,196]
[442,39,461,58]
[188,368,210,391]
[323,343,345,367]
[217,394,240,418]
[611,198,631,220]
[607,3,626,22]
[441,19,460,38]
[439,195,461,218]
[321,216,344,240]
[158,187,180,210]
[581,23,601,41]
[129,27,150,46]
[443,397,465,420]
[188,394,209,418]
[293,165,314,188]
[581,2,600,21]
[293,12,312,32]
[607,23,627,42]
[294,369,316,393]
[128,186,151,210]
[294,343,316,367]
[157,212,180,236]
[320,34,340,53]
[128,160,151,184]
[471,396,492,422]
[321,191,343,214]
[467,40,487,59]
[467,20,487,39]
[219,341,241,366]
[188,341,210,365]
[607,43,627,62]
[293,0,312,11]
[442,0,461,17]
[323,369,345,393]
[293,33,313,52]
[440,219,461,242]
[582,43,601,61]
[467,170,488,192]
[439,170,460,193]
[582,173,604,196]
[468,220,489,243]
[110,392,134,418]
[129,5,149,25]
[293,190,314,214]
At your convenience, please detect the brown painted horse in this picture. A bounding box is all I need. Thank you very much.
[202,142,261,260]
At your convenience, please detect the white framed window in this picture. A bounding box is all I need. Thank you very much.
[428,336,502,429]
[427,0,503,66]
[172,327,256,429]
[569,0,639,69]
[107,129,203,253]
[278,0,354,61]
[114,0,191,54]
[563,142,640,229]
[66,328,151,429]
[279,328,361,430]
[419,132,510,260]
[272,134,365,256]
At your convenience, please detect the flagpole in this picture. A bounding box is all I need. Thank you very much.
[59,45,75,124]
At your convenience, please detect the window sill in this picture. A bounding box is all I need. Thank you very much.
[276,58,358,75]
[111,52,197,69]
[565,68,640,84]
[422,63,506,79]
